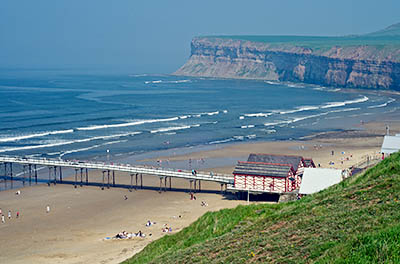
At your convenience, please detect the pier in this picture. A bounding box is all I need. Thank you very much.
[0,156,233,193]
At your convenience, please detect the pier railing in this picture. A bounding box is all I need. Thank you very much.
[0,156,233,184]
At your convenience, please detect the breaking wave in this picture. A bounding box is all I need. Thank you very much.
[0,129,74,143]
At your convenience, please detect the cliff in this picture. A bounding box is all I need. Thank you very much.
[174,24,400,90]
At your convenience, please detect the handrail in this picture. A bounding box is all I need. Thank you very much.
[0,155,233,184]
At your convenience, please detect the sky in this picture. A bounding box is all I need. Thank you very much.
[1,0,399,74]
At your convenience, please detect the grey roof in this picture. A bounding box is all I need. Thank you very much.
[304,158,315,167]
[247,154,303,171]
[299,168,342,194]
[381,135,400,154]
[233,161,293,178]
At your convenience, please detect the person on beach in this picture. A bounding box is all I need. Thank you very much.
[0,208,2,215]
[124,195,128,200]
[8,210,11,219]
[16,211,19,218]
[1,214,4,224]
[46,205,50,213]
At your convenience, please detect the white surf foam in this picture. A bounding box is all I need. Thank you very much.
[244,112,273,118]
[241,125,255,129]
[265,81,279,85]
[77,117,179,131]
[150,125,191,134]
[0,129,74,143]
[321,96,369,109]
[0,132,141,153]
[367,98,396,109]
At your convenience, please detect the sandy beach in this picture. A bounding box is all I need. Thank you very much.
[0,118,399,264]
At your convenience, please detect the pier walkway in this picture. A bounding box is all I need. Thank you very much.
[0,156,233,192]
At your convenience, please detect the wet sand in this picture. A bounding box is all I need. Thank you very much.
[0,119,399,264]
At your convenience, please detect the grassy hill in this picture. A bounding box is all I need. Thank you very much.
[124,152,400,263]
[203,23,400,50]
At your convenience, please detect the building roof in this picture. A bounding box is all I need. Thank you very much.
[381,135,400,154]
[299,168,342,195]
[304,158,315,167]
[233,161,294,178]
[247,154,304,171]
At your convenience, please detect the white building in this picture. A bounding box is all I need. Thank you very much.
[299,168,343,195]
[381,135,400,156]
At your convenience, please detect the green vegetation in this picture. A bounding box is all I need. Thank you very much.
[124,152,400,263]
[201,23,400,50]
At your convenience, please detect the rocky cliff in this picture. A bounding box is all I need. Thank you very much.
[174,24,400,90]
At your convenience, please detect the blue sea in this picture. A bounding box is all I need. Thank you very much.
[0,69,399,163]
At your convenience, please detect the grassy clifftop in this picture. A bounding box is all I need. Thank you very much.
[203,23,400,50]
[124,152,400,263]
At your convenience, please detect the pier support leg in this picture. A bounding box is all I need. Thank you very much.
[74,169,78,188]
[112,171,115,187]
[140,174,143,189]
[107,170,110,189]
[59,166,63,183]
[85,168,88,185]
[23,165,26,186]
[101,171,105,190]
[48,167,51,186]
[34,165,37,184]
[80,168,83,187]
[164,177,167,192]
[199,180,201,192]
[190,180,192,193]
[220,184,223,194]
[159,177,162,193]
[194,180,197,193]
[29,164,32,185]
[169,176,172,190]
[54,166,57,185]
[135,173,138,190]
[130,174,133,192]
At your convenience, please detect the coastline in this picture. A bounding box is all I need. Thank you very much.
[0,118,399,263]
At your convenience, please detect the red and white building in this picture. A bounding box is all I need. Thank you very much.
[231,154,316,194]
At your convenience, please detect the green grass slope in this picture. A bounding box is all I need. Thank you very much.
[124,152,400,264]
[203,23,400,50]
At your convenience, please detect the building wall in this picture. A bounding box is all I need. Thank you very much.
[234,175,287,193]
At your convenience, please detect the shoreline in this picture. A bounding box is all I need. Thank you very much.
[0,118,399,263]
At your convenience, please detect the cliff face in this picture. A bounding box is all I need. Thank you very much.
[174,37,400,90]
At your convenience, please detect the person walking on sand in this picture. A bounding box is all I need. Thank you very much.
[1,214,4,223]
[46,205,50,213]
[8,210,11,219]
[16,211,19,218]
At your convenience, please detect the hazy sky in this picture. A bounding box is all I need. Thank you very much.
[1,0,399,73]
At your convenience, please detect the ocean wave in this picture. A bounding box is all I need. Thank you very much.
[208,138,235,145]
[367,98,396,109]
[265,81,279,85]
[207,111,219,116]
[320,96,369,109]
[150,125,191,134]
[261,129,276,134]
[241,125,255,129]
[59,140,127,158]
[246,134,256,139]
[0,129,74,143]
[327,107,360,113]
[244,112,273,118]
[0,132,141,153]
[223,110,228,113]
[279,106,319,115]
[239,116,244,120]
[144,79,191,84]
[129,74,148,77]
[76,117,179,131]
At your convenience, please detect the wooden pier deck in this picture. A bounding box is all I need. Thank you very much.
[0,156,233,192]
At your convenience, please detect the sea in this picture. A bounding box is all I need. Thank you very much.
[0,69,399,185]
